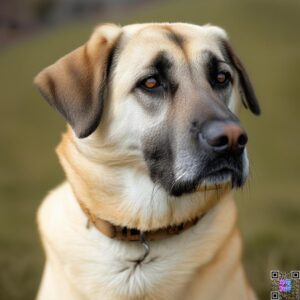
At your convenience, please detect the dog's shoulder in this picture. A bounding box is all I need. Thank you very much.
[37,182,85,242]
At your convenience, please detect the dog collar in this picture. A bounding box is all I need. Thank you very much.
[78,200,201,242]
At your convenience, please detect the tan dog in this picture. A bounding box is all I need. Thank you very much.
[34,23,260,300]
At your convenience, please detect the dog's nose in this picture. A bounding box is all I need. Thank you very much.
[199,121,248,154]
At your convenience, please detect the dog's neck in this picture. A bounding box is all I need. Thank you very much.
[75,200,205,264]
[56,130,232,232]
[78,199,202,241]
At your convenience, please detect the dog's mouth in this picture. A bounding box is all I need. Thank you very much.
[196,168,234,191]
[170,164,245,196]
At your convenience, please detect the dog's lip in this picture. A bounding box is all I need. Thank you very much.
[196,168,233,192]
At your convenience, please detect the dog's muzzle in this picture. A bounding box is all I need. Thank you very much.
[170,120,248,196]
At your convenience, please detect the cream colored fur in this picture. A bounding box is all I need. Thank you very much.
[35,23,257,300]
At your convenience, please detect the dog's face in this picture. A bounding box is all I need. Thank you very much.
[35,23,260,198]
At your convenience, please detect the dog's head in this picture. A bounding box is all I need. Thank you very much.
[35,23,260,198]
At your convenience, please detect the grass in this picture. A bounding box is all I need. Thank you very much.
[0,0,299,299]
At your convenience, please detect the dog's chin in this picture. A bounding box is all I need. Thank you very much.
[170,169,246,197]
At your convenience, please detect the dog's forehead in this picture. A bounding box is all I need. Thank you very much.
[122,23,227,40]
[110,23,228,97]
[112,23,228,83]
[120,23,227,58]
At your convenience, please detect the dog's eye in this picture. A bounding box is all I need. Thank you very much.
[215,71,231,86]
[140,76,161,90]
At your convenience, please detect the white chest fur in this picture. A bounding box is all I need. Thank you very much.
[37,182,237,300]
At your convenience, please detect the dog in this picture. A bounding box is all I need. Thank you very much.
[34,22,260,300]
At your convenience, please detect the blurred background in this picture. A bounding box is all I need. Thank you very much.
[0,0,299,299]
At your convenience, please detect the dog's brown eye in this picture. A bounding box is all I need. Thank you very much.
[141,77,161,89]
[216,71,231,85]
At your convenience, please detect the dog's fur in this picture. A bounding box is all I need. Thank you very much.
[34,23,260,300]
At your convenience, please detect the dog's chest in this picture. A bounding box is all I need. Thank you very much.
[64,227,199,300]
[39,183,238,300]
[39,184,198,300]
[51,227,195,300]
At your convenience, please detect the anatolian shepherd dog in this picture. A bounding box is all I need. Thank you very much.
[34,23,260,300]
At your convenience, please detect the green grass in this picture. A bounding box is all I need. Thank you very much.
[1,0,300,299]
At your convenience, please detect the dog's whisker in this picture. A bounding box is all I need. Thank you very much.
[170,171,189,192]
[153,183,161,198]
[150,183,157,204]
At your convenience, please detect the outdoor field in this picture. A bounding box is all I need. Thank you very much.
[0,0,299,299]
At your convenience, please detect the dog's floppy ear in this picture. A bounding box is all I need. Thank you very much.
[221,39,261,115]
[34,24,122,138]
